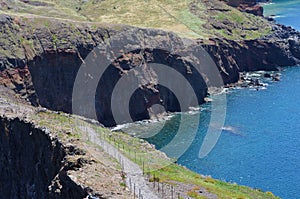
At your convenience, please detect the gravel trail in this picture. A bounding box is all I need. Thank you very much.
[80,126,159,199]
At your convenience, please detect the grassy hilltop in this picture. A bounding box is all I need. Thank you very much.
[0,0,272,39]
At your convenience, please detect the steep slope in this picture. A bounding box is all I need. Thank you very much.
[0,86,131,199]
[0,117,86,199]
[0,12,299,125]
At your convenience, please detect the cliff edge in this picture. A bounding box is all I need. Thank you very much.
[0,6,299,125]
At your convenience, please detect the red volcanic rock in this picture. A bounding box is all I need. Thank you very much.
[222,0,266,16]
[239,4,264,16]
[225,0,257,7]
[0,14,299,126]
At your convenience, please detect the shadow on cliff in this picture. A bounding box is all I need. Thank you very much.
[0,117,88,199]
[28,48,207,127]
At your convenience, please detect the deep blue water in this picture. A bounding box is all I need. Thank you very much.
[180,1,300,197]
[178,67,300,199]
[126,68,300,199]
[123,1,300,198]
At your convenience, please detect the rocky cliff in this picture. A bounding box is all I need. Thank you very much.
[0,13,300,126]
[201,24,300,84]
[0,116,88,199]
[1,15,208,126]
[0,1,297,198]
[0,85,131,198]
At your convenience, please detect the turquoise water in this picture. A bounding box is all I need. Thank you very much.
[263,0,300,30]
[123,1,300,198]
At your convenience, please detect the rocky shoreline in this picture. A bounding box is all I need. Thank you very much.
[224,70,281,90]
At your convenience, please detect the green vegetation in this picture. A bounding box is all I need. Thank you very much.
[119,182,127,187]
[29,110,279,199]
[51,34,58,49]
[0,0,86,21]
[0,0,272,39]
[212,5,272,40]
[149,163,279,199]
[187,187,206,199]
[0,20,24,58]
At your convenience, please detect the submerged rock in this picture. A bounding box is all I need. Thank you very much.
[273,74,281,81]
[264,73,272,78]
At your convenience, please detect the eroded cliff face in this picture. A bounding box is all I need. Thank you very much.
[222,0,269,16]
[0,13,300,126]
[201,24,300,84]
[1,15,210,126]
[0,117,88,199]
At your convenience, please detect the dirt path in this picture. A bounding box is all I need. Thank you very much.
[79,126,159,199]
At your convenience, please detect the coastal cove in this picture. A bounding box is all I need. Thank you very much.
[178,66,300,199]
[122,67,300,199]
[122,1,300,199]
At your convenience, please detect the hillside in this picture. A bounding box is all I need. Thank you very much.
[0,0,272,39]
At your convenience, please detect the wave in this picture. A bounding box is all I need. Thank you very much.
[221,126,244,136]
[272,15,287,18]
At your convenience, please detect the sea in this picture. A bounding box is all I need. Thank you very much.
[120,1,300,198]
[263,0,300,30]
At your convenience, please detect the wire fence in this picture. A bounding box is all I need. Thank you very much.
[31,112,195,199]
[97,127,194,199]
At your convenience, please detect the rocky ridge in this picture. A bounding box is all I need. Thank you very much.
[0,11,299,125]
[0,86,131,199]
